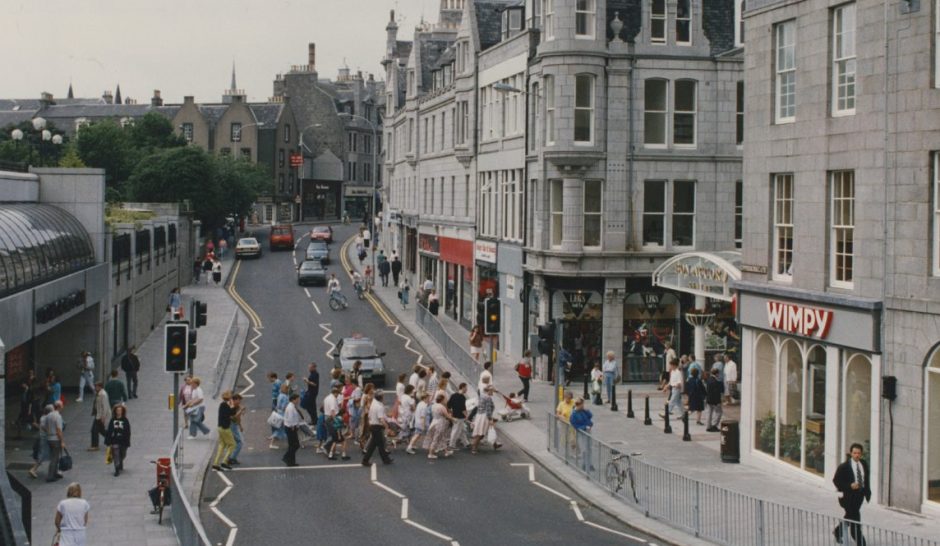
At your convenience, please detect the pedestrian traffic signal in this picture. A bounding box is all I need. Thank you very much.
[165,323,189,373]
[188,329,198,362]
[537,322,555,356]
[195,300,208,328]
[484,297,500,335]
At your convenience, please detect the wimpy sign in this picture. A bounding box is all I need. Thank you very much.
[766,301,834,339]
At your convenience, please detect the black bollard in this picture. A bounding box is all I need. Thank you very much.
[664,404,672,434]
[583,369,589,400]
[643,396,652,425]
[610,381,618,411]
[682,411,691,441]
[626,389,635,419]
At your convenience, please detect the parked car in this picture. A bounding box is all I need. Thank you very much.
[235,237,262,259]
[270,224,295,250]
[306,241,330,264]
[331,335,386,387]
[297,259,328,286]
[310,225,333,243]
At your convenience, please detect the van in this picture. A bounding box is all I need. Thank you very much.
[269,224,295,250]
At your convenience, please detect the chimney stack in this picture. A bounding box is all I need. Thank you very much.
[151,89,163,106]
[184,95,195,105]
[308,43,316,70]
[103,90,113,104]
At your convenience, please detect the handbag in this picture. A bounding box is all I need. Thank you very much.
[267,410,284,428]
[58,448,73,472]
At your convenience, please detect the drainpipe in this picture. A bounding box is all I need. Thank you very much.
[627,57,636,250]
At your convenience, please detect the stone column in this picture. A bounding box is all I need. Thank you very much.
[605,61,631,250]
[694,294,706,363]
[603,279,626,373]
[561,177,583,252]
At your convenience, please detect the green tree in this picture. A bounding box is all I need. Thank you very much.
[129,112,186,150]
[213,156,269,221]
[0,120,68,167]
[129,146,225,226]
[58,143,86,168]
[75,120,134,195]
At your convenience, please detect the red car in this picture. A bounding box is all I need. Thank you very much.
[310,225,333,243]
[269,224,295,250]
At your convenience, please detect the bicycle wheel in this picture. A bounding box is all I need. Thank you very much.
[158,489,165,524]
[605,462,623,493]
[329,297,341,311]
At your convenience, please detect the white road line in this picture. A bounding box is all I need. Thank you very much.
[388,322,424,366]
[373,480,407,499]
[510,462,535,482]
[210,471,234,508]
[404,520,453,541]
[583,521,647,542]
[312,300,321,314]
[304,288,311,298]
[230,464,362,471]
[238,327,262,397]
[570,500,585,522]
[370,463,377,481]
[319,323,335,360]
[533,480,573,502]
[401,497,409,519]
[224,528,238,546]
[210,505,236,528]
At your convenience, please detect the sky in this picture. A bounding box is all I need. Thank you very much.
[0,0,439,104]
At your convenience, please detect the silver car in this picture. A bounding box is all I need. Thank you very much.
[331,336,386,387]
[235,237,262,258]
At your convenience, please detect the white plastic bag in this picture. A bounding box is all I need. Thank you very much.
[486,426,497,445]
[267,410,284,428]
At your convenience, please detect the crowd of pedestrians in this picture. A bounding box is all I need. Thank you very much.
[657,352,739,432]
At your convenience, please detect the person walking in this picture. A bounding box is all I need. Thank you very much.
[202,256,213,285]
[168,287,182,319]
[704,368,724,432]
[686,367,707,425]
[211,391,236,471]
[321,386,341,457]
[590,363,604,406]
[120,346,140,399]
[425,393,455,459]
[723,354,738,405]
[398,277,411,309]
[193,257,203,283]
[407,392,431,454]
[212,259,222,286]
[44,403,66,482]
[283,394,303,467]
[76,351,95,402]
[178,375,194,429]
[184,378,210,438]
[228,393,245,465]
[28,404,53,479]
[833,443,871,545]
[55,483,90,546]
[378,256,391,287]
[601,351,619,405]
[302,363,320,423]
[514,351,533,402]
[661,359,684,419]
[218,238,228,259]
[362,390,394,466]
[89,383,111,451]
[468,325,484,363]
[363,227,371,249]
[569,397,594,472]
[470,385,501,454]
[104,370,127,407]
[478,361,494,394]
[104,404,131,476]
[447,383,469,450]
[391,255,402,286]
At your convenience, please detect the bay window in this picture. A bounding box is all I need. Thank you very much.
[574,74,594,143]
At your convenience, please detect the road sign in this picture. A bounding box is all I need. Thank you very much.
[294,194,302,204]
[290,153,303,167]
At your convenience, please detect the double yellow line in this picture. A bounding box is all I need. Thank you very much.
[340,236,396,326]
[227,259,263,328]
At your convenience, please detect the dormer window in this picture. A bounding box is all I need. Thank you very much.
[501,6,525,40]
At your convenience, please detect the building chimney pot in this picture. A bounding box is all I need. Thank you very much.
[308,43,316,70]
[184,95,195,104]
[151,89,163,106]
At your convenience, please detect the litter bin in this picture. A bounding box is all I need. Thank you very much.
[720,420,740,463]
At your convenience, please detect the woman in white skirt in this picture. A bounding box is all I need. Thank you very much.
[397,385,416,445]
[471,385,502,454]
[406,391,430,454]
[425,393,455,459]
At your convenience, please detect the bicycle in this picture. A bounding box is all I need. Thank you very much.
[353,281,366,300]
[328,291,349,310]
[605,451,642,503]
[149,458,172,524]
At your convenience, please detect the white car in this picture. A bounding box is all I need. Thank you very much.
[235,237,262,259]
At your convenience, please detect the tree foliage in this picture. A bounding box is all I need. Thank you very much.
[74,120,134,193]
[0,120,68,167]
[129,112,186,151]
[58,143,86,168]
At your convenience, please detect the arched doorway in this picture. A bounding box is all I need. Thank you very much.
[926,349,940,504]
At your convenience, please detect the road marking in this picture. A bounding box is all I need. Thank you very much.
[370,462,377,481]
[225,528,238,546]
[371,462,458,544]
[401,497,409,519]
[227,260,263,328]
[533,480,573,501]
[510,462,535,482]
[312,300,321,314]
[404,520,454,542]
[570,500,585,521]
[304,288,311,298]
[210,471,234,508]
[238,326,262,397]
[210,505,236,528]
[583,521,647,542]
[229,464,362,471]
[373,480,407,499]
[319,323,335,361]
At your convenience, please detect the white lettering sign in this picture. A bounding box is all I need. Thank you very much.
[766,301,833,339]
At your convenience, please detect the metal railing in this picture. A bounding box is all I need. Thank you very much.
[170,430,212,546]
[547,414,938,546]
[415,304,481,385]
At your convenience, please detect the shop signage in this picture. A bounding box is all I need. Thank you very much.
[766,300,833,339]
[642,292,661,314]
[256,196,273,203]
[314,183,331,191]
[36,290,86,324]
[652,252,741,302]
[741,264,769,274]
[564,291,589,319]
[475,240,497,263]
[505,276,515,300]
[344,187,372,197]
[290,153,304,167]
[419,234,440,255]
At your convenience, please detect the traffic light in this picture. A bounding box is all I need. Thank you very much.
[188,329,198,362]
[194,300,208,328]
[537,322,555,356]
[484,297,501,335]
[165,323,189,373]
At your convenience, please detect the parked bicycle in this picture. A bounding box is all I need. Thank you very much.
[148,458,172,524]
[605,451,642,503]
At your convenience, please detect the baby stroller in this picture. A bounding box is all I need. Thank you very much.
[385,420,403,448]
[497,393,531,422]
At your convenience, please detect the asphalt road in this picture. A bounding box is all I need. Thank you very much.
[200,223,653,546]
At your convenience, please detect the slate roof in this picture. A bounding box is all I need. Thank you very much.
[432,44,456,71]
[198,105,228,126]
[0,111,36,128]
[0,98,105,111]
[248,103,283,126]
[475,0,518,51]
[702,0,737,55]
[419,40,453,93]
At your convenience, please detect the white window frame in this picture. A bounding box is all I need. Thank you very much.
[574,74,595,144]
[650,0,666,44]
[550,179,563,248]
[830,170,855,288]
[583,179,603,248]
[673,79,697,147]
[775,21,797,123]
[644,78,668,147]
[544,75,555,145]
[231,122,242,143]
[773,173,795,281]
[735,0,745,47]
[676,0,692,45]
[935,153,940,276]
[575,0,595,39]
[832,3,857,116]
[182,123,194,142]
[543,0,554,41]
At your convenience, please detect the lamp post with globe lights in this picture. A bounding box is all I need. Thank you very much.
[9,117,63,167]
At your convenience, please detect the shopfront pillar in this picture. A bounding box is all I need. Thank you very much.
[561,177,583,253]
[603,279,626,369]
[694,294,706,363]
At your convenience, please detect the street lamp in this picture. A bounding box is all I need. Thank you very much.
[14,117,62,166]
[338,111,378,277]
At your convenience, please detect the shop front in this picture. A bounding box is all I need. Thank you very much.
[622,289,682,381]
[546,278,606,380]
[417,231,474,328]
[344,185,372,221]
[737,285,881,490]
[301,179,341,221]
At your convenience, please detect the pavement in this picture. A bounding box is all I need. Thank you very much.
[4,245,248,546]
[354,239,940,545]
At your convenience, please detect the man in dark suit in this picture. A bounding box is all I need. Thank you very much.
[833,443,871,545]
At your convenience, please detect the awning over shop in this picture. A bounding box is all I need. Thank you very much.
[652,251,742,302]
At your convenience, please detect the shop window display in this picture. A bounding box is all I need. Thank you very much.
[622,292,679,381]
[754,334,777,456]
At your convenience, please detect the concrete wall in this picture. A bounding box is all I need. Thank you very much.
[0,171,39,202]
[34,168,107,263]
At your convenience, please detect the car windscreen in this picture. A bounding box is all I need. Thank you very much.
[308,242,328,250]
[271,228,291,235]
[313,227,330,233]
[341,343,377,358]
[300,261,323,271]
[239,239,258,245]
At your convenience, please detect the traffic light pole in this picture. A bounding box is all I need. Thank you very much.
[172,373,179,442]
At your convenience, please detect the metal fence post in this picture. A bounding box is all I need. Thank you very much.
[693,480,701,537]
[756,498,765,546]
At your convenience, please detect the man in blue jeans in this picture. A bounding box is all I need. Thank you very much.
[601,351,619,404]
[228,394,245,464]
